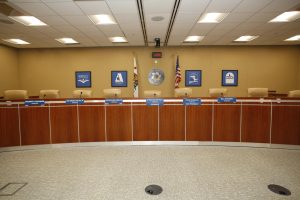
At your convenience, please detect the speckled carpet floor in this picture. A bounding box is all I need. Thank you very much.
[0,145,300,200]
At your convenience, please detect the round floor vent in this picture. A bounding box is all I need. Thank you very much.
[268,184,291,196]
[145,184,163,195]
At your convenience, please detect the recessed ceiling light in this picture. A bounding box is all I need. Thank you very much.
[3,39,30,45]
[109,37,127,43]
[88,14,117,25]
[55,38,79,44]
[284,35,300,41]
[198,12,229,23]
[9,16,47,26]
[269,11,300,22]
[234,35,259,42]
[184,36,204,42]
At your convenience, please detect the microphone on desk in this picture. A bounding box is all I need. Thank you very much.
[154,93,157,97]
[80,91,83,99]
[185,92,187,97]
[43,94,46,98]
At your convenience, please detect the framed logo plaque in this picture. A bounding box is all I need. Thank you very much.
[222,70,238,86]
[185,70,202,87]
[111,71,127,87]
[75,71,91,88]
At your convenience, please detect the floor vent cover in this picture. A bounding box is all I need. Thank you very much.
[145,184,163,195]
[268,184,291,196]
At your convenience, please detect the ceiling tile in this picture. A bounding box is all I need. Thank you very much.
[143,0,175,14]
[179,0,210,13]
[119,24,142,33]
[11,2,57,16]
[171,23,193,36]
[255,22,285,32]
[280,22,300,32]
[225,29,251,36]
[190,24,217,35]
[106,0,138,14]
[127,35,144,42]
[247,12,280,22]
[235,22,262,30]
[167,40,182,46]
[7,0,41,3]
[38,16,68,26]
[0,24,20,34]
[51,25,79,33]
[174,12,199,24]
[114,14,140,24]
[45,2,84,15]
[206,0,244,13]
[128,41,144,46]
[222,12,253,23]
[98,24,123,36]
[33,26,65,37]
[233,0,273,13]
[75,1,111,15]
[42,0,73,3]
[75,25,100,33]
[260,0,300,12]
[84,31,107,38]
[2,0,300,48]
[63,16,93,26]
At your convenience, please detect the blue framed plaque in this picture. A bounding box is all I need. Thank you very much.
[65,99,84,104]
[111,71,127,87]
[105,99,123,104]
[217,97,237,103]
[76,71,91,88]
[24,100,45,106]
[183,98,201,106]
[222,70,238,86]
[185,70,202,87]
[146,98,164,106]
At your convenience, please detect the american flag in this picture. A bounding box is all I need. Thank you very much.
[175,56,181,88]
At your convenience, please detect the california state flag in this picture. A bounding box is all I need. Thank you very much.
[133,57,139,98]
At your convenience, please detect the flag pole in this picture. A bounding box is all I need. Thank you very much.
[133,55,139,98]
[175,56,181,89]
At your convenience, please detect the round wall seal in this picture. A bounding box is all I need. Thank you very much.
[148,69,164,85]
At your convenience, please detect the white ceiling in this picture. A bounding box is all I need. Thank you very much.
[0,0,299,48]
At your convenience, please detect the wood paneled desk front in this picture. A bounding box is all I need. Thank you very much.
[1,98,299,148]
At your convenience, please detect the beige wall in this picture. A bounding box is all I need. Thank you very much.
[16,46,300,97]
[0,45,19,97]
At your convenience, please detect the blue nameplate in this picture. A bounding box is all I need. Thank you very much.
[217,97,237,103]
[105,98,123,104]
[146,98,164,106]
[183,98,201,106]
[65,99,84,104]
[24,100,45,106]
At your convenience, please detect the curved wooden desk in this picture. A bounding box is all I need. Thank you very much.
[0,98,299,148]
